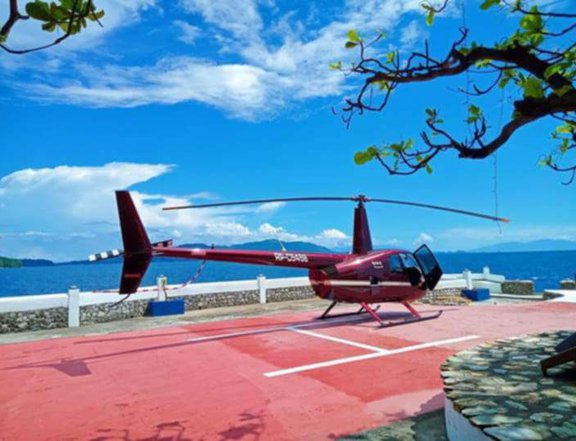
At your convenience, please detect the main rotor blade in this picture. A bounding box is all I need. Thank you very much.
[163,194,509,223]
[162,197,354,211]
[367,198,509,223]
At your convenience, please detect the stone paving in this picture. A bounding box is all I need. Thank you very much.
[442,330,576,440]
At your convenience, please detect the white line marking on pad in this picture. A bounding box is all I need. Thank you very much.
[288,328,389,354]
[264,335,480,378]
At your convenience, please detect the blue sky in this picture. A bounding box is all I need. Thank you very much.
[0,0,575,261]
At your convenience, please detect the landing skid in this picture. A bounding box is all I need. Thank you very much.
[317,300,442,327]
[317,301,380,320]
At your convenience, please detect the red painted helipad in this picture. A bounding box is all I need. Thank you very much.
[1,301,575,440]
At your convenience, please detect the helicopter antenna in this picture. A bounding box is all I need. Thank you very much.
[276,238,287,252]
[163,196,510,223]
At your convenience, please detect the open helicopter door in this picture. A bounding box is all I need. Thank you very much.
[413,244,443,290]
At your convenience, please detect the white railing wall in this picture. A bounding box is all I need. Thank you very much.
[0,268,502,328]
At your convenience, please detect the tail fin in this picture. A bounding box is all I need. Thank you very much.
[116,191,152,294]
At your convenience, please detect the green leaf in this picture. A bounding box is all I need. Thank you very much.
[426,9,435,26]
[520,7,543,31]
[522,76,545,99]
[544,64,562,80]
[61,0,75,10]
[354,151,369,165]
[376,80,390,91]
[557,124,574,134]
[425,164,433,174]
[467,104,482,123]
[25,1,53,21]
[553,85,572,97]
[347,29,361,43]
[480,0,500,9]
[345,41,358,49]
[329,61,342,70]
[42,21,56,32]
[498,77,510,88]
[366,146,379,156]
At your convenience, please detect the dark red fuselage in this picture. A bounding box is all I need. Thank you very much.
[114,192,442,306]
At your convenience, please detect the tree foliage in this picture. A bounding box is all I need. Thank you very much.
[1,0,104,54]
[336,0,576,184]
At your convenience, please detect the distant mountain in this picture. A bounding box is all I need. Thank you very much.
[179,239,333,253]
[470,239,576,253]
[42,239,334,266]
[22,258,55,267]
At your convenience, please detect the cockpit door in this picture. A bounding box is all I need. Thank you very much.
[413,245,443,290]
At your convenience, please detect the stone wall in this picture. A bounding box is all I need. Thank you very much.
[0,286,314,334]
[419,288,471,306]
[267,286,315,303]
[0,307,67,333]
[180,290,260,311]
[501,280,534,295]
[81,299,150,325]
[560,280,576,290]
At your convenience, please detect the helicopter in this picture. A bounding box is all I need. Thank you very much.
[91,191,508,327]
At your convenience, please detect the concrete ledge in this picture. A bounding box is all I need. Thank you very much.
[444,397,486,441]
[491,293,543,301]
[544,290,576,303]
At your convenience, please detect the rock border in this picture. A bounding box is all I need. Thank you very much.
[442,331,576,440]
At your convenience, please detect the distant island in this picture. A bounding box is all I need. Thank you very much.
[2,238,575,268]
[0,256,54,268]
[469,239,576,253]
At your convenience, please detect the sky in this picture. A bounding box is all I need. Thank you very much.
[0,0,575,261]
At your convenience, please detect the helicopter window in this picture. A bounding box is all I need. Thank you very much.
[400,254,419,269]
[388,255,403,273]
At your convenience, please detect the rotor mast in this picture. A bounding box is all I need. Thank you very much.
[352,195,373,255]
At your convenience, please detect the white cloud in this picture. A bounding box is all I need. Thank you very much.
[179,0,263,43]
[174,20,202,45]
[400,20,425,49]
[255,201,286,213]
[0,163,349,259]
[414,232,433,246]
[317,228,347,240]
[26,57,287,120]
[13,0,436,119]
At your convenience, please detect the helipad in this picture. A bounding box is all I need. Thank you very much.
[1,301,575,440]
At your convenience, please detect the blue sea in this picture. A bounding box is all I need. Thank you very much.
[0,250,575,297]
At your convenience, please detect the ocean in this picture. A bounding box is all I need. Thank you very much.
[0,250,575,297]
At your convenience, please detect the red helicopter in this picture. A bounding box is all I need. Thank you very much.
[94,191,508,327]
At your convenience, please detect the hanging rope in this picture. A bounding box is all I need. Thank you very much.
[493,83,506,236]
[461,0,503,236]
[104,258,208,309]
[462,0,473,141]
